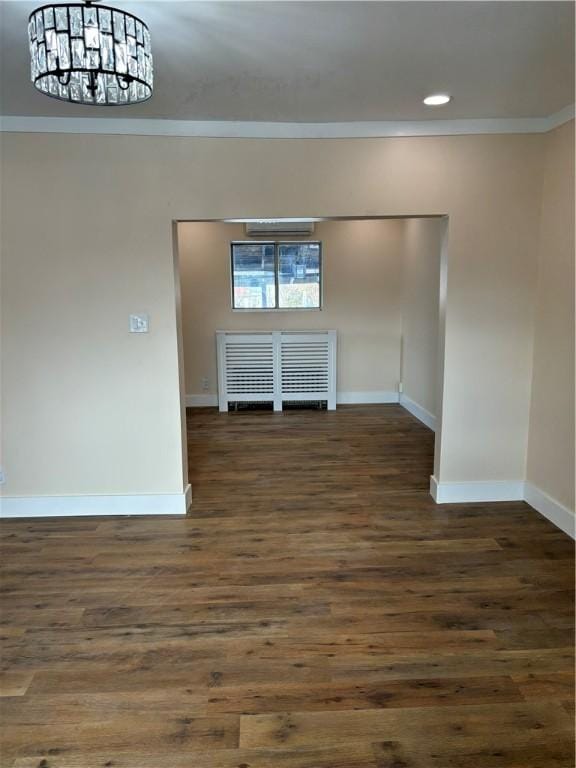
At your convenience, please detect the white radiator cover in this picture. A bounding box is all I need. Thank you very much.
[216,331,337,412]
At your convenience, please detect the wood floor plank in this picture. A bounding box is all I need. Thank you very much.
[177,629,501,658]
[28,656,330,695]
[513,671,575,701]
[2,714,239,762]
[329,588,573,617]
[11,744,378,768]
[207,675,524,714]
[0,672,34,698]
[0,688,208,725]
[329,647,574,682]
[1,405,573,766]
[238,701,573,749]
[81,598,330,627]
[494,627,574,650]
[372,735,576,767]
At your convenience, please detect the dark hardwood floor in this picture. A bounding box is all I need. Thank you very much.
[0,405,574,767]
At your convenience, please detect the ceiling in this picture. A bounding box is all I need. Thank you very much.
[0,1,574,123]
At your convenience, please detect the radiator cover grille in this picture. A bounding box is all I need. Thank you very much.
[217,331,337,412]
[281,341,330,393]
[225,340,275,396]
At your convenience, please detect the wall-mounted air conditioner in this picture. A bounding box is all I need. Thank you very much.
[245,221,316,237]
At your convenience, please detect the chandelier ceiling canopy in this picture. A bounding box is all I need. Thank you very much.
[28,2,153,105]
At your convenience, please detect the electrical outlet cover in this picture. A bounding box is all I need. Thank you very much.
[129,314,149,333]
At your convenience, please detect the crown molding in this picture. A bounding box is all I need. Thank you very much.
[546,103,576,130]
[0,105,573,139]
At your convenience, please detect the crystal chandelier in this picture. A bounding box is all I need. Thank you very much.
[28,3,153,105]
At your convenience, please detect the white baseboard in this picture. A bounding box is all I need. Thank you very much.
[0,484,192,518]
[187,391,400,407]
[184,483,193,512]
[186,394,218,407]
[524,482,575,539]
[430,476,575,539]
[337,391,399,405]
[399,394,436,431]
[430,476,524,504]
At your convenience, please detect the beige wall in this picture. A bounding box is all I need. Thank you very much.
[0,131,546,498]
[0,141,186,496]
[527,120,575,513]
[400,218,444,417]
[178,219,404,397]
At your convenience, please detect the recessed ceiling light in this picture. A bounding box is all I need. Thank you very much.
[423,94,451,106]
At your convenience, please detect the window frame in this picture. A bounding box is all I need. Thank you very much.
[230,240,323,312]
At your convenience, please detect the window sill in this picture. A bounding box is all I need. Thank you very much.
[231,307,323,313]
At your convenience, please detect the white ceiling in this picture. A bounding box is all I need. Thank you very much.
[0,1,573,123]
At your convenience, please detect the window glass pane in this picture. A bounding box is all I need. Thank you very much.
[232,243,276,309]
[278,242,321,309]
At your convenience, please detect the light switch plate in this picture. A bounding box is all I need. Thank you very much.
[129,314,149,333]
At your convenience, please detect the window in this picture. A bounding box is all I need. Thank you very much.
[230,243,276,310]
[231,242,322,310]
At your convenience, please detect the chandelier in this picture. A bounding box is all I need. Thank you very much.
[28,3,153,105]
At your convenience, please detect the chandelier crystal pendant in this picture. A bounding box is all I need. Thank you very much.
[28,2,153,105]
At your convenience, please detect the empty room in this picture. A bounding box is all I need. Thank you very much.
[0,1,574,766]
